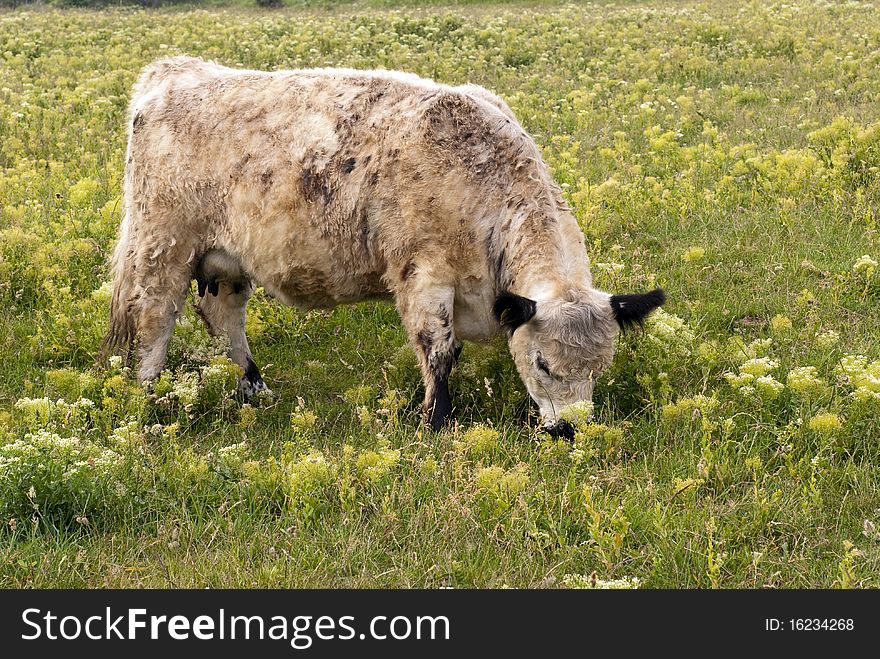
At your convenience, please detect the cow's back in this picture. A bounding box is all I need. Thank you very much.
[125,57,535,312]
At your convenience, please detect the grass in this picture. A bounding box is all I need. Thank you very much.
[1,0,879,588]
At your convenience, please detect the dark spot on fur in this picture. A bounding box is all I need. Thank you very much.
[401,260,416,281]
[369,172,379,186]
[422,91,509,178]
[132,112,145,131]
[453,342,463,363]
[419,90,441,104]
[261,170,273,188]
[301,169,317,195]
[342,157,356,173]
[356,206,371,254]
[301,167,333,206]
[438,303,450,328]
[416,329,432,356]
[231,153,251,179]
[488,226,505,282]
[495,249,505,277]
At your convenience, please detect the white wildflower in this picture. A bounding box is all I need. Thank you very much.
[558,401,595,427]
[740,357,779,377]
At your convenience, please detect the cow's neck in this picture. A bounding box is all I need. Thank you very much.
[496,195,592,303]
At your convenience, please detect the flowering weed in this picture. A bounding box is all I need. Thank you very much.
[0,0,879,588]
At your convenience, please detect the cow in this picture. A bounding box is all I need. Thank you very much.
[100,56,664,439]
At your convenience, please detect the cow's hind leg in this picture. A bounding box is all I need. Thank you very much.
[397,284,457,431]
[136,262,192,385]
[195,274,271,399]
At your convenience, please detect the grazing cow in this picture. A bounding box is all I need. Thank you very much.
[101,56,664,438]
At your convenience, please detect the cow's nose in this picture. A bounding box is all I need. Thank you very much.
[544,419,575,441]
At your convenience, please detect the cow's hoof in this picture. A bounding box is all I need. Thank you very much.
[238,376,273,402]
[544,420,576,442]
[425,414,455,433]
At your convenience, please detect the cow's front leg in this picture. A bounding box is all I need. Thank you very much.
[422,333,456,431]
[397,285,457,431]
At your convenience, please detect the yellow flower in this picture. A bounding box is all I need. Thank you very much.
[681,246,706,262]
[558,401,594,427]
[852,255,877,279]
[796,289,816,307]
[662,395,718,420]
[455,424,500,457]
[816,330,840,349]
[808,413,843,435]
[786,366,824,396]
[68,177,101,208]
[290,409,317,433]
[355,446,400,483]
[740,357,779,377]
[770,314,793,335]
[755,375,784,400]
[475,464,530,500]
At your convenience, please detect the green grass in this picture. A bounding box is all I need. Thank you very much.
[1,0,879,588]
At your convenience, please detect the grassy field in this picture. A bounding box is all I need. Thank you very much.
[1,0,879,588]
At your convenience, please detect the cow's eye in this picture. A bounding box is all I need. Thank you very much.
[535,353,552,376]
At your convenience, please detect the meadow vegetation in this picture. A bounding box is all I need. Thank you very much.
[1,0,879,587]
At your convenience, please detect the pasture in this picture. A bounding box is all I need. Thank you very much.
[1,0,879,588]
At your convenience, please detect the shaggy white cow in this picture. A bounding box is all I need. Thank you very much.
[102,56,664,438]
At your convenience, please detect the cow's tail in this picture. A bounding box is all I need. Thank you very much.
[98,210,138,365]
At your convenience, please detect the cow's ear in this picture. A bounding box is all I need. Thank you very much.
[493,291,537,333]
[610,288,665,330]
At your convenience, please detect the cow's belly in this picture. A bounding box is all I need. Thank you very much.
[258,266,391,310]
[224,204,390,310]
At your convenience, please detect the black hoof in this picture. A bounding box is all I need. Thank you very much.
[545,420,576,441]
[429,415,447,432]
[427,398,453,432]
[238,375,273,400]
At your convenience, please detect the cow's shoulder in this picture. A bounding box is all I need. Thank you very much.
[413,84,530,178]
[453,83,519,124]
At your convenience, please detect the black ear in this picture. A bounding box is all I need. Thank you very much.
[610,288,665,330]
[493,291,537,333]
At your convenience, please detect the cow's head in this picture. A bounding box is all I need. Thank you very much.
[493,287,665,439]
